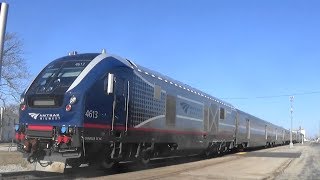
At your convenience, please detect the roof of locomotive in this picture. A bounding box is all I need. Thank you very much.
[49,52,286,130]
[51,53,101,63]
[125,57,235,109]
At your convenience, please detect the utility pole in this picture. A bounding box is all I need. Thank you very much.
[0,2,9,82]
[300,126,303,145]
[289,96,294,148]
[0,107,4,141]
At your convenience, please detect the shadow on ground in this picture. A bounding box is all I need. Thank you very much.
[237,152,301,158]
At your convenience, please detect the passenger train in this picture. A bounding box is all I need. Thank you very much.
[15,51,302,170]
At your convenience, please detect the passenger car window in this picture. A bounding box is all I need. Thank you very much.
[219,107,225,120]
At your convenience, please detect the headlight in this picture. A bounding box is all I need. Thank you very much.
[14,124,19,131]
[65,104,72,111]
[20,97,25,104]
[69,95,77,105]
[20,104,26,111]
[61,126,67,134]
[68,127,74,134]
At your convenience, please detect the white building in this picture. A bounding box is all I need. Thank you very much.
[0,107,18,142]
[300,129,307,141]
[293,128,306,143]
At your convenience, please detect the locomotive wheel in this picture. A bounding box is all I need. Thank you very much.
[140,150,152,166]
[205,150,211,157]
[203,148,213,158]
[141,154,151,165]
[101,159,115,169]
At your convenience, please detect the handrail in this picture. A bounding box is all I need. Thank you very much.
[125,81,130,132]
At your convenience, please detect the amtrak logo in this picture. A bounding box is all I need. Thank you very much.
[28,113,60,120]
[28,113,40,120]
[180,102,190,114]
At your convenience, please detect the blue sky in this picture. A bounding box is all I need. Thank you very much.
[5,0,320,138]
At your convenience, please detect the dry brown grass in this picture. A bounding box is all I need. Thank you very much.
[0,151,29,167]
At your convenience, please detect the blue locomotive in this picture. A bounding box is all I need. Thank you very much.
[15,51,302,170]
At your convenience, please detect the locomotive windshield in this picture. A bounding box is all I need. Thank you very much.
[29,60,90,93]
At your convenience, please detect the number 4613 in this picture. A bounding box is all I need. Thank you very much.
[85,110,98,119]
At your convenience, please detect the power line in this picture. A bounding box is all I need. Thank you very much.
[221,91,320,100]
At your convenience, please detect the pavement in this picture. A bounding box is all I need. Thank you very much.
[276,142,320,180]
[92,143,309,180]
[0,143,17,152]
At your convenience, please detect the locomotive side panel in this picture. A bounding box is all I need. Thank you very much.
[130,70,208,150]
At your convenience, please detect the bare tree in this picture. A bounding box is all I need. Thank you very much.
[0,32,30,105]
